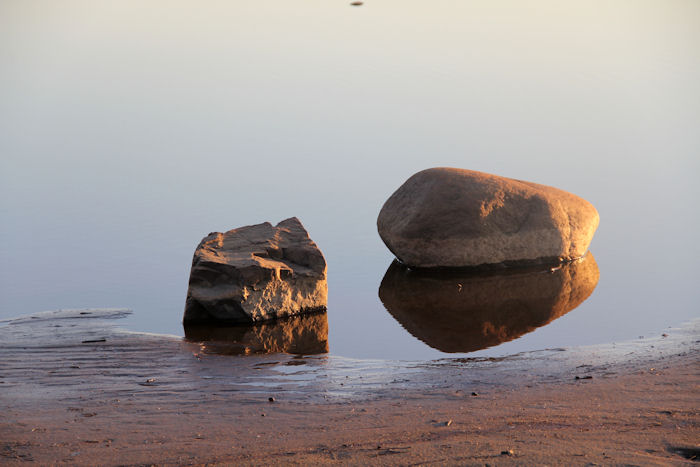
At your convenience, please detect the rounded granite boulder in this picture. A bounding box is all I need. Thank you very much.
[377,168,599,268]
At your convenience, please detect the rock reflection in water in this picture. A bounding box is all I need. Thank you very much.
[183,312,328,355]
[379,253,599,353]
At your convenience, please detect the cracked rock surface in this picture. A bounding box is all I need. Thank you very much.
[184,217,327,324]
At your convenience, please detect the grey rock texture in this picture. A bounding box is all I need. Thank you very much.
[183,217,327,324]
[377,168,599,268]
[379,253,599,353]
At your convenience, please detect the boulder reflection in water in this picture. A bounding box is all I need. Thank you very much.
[183,312,328,356]
[379,253,599,353]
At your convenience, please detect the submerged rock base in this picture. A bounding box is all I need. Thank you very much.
[379,253,600,353]
[184,312,329,355]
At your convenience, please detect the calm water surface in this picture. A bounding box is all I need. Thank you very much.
[1,1,698,360]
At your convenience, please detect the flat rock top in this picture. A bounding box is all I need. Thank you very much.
[195,217,326,278]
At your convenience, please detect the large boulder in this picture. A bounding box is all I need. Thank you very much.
[379,253,599,353]
[377,168,599,268]
[183,217,327,324]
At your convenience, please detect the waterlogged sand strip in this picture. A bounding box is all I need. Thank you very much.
[0,310,697,465]
[0,309,697,402]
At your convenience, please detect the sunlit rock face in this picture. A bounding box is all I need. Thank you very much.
[378,253,599,353]
[377,168,599,268]
[184,312,329,355]
[183,217,327,324]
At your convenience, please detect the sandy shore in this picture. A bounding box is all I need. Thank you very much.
[1,311,698,465]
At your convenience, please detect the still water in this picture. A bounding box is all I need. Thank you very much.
[1,1,698,360]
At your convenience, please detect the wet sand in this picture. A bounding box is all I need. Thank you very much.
[1,311,698,465]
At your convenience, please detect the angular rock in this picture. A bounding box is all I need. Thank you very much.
[379,253,599,353]
[183,217,327,324]
[184,312,329,355]
[377,168,599,268]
